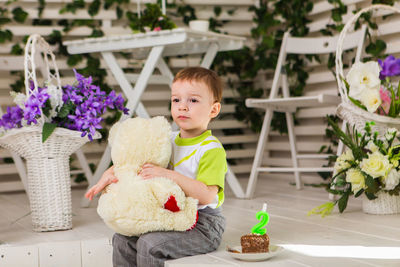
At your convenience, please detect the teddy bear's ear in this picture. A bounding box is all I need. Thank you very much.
[108,121,122,147]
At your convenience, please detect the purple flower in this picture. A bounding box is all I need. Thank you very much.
[67,108,87,130]
[104,91,129,115]
[378,55,400,80]
[80,95,101,116]
[1,69,129,141]
[0,106,23,129]
[63,86,84,104]
[83,116,102,141]
[23,91,48,125]
[23,105,41,125]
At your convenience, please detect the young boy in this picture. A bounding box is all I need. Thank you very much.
[85,67,227,267]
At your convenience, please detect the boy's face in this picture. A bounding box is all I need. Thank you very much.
[171,79,221,138]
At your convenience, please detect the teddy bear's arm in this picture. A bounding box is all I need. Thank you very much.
[147,177,187,211]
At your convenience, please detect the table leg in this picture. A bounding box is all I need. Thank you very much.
[202,42,245,198]
[200,42,219,68]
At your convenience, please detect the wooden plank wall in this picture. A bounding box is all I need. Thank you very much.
[0,0,399,192]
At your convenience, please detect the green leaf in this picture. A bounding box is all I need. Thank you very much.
[348,96,367,111]
[0,29,13,43]
[214,6,222,17]
[10,44,23,55]
[365,174,379,193]
[0,18,11,26]
[388,86,396,117]
[58,102,73,118]
[42,123,57,143]
[308,202,335,217]
[327,116,361,157]
[88,0,100,17]
[331,9,343,22]
[365,39,386,58]
[340,75,350,93]
[12,7,28,23]
[354,189,364,198]
[365,191,378,200]
[90,28,103,37]
[41,99,52,117]
[116,6,123,19]
[338,191,350,213]
[38,0,46,17]
[334,175,347,187]
[67,54,83,66]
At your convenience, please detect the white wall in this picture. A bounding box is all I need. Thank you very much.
[0,0,399,191]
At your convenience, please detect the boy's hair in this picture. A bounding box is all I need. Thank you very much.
[173,67,223,103]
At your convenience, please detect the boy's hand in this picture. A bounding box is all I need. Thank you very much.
[140,163,170,180]
[85,166,118,201]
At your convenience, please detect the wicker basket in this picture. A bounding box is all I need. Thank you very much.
[335,4,400,137]
[0,127,98,231]
[0,34,99,231]
[362,191,400,215]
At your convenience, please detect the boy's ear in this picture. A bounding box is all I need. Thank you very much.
[210,102,221,119]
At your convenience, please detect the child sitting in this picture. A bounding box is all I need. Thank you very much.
[85,67,227,267]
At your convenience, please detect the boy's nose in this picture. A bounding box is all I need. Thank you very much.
[178,103,188,111]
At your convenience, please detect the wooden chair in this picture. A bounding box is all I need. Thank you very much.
[245,25,366,198]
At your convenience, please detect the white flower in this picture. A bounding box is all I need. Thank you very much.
[45,84,63,122]
[47,84,63,108]
[361,151,392,178]
[360,88,381,113]
[367,141,379,153]
[346,61,381,100]
[346,168,367,194]
[384,168,400,190]
[334,149,354,173]
[10,91,27,109]
[385,128,398,140]
[387,128,398,135]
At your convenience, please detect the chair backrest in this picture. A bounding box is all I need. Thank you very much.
[268,25,367,99]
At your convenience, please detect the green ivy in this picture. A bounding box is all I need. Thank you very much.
[59,0,85,14]
[0,0,396,182]
[210,0,314,133]
[12,7,28,23]
[174,4,196,25]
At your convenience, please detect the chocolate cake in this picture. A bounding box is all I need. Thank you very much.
[240,233,269,253]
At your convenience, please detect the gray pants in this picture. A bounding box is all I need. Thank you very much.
[112,207,225,267]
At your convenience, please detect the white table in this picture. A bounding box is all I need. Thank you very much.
[63,28,247,206]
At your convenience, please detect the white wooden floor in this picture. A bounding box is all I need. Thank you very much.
[1,175,400,267]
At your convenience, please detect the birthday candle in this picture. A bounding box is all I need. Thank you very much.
[251,203,269,235]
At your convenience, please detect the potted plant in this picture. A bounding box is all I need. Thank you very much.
[310,118,400,216]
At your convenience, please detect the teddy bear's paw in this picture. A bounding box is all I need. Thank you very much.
[164,195,180,212]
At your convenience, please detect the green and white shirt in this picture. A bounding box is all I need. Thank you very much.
[170,130,227,209]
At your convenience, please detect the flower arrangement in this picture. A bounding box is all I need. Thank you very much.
[127,3,176,33]
[0,69,129,142]
[309,117,400,216]
[344,55,400,116]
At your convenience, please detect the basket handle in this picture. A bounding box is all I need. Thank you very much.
[335,4,400,102]
[24,34,62,125]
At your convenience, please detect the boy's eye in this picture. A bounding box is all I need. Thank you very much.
[172,98,179,102]
[190,98,198,103]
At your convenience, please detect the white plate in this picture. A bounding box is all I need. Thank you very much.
[226,245,284,262]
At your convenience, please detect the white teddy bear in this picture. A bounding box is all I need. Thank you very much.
[97,116,198,236]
